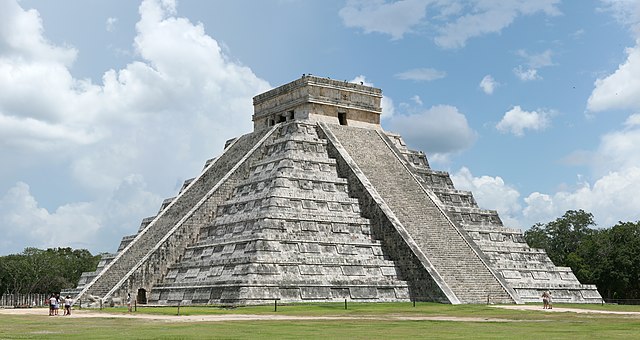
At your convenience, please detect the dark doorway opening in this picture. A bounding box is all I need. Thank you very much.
[338,112,347,125]
[137,288,147,304]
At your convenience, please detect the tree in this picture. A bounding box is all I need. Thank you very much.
[0,247,100,295]
[525,210,595,265]
[525,210,640,299]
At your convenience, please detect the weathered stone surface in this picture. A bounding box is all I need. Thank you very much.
[69,76,601,305]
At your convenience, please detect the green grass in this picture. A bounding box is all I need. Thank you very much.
[1,303,639,339]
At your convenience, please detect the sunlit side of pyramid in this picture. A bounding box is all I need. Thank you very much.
[70,76,602,305]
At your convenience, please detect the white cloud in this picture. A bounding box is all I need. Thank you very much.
[339,0,430,40]
[0,182,103,253]
[520,112,640,227]
[479,74,498,94]
[0,178,162,255]
[513,65,541,81]
[0,0,270,254]
[433,0,561,49]
[395,67,446,81]
[496,106,552,136]
[587,44,640,112]
[600,0,640,35]
[338,0,560,48]
[587,1,640,112]
[451,167,522,227]
[523,167,640,227]
[451,112,640,229]
[516,49,554,68]
[0,0,77,65]
[385,104,477,156]
[106,17,118,32]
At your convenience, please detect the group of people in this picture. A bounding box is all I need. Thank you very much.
[542,290,553,309]
[48,294,73,316]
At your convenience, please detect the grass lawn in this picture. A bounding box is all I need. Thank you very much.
[1,303,638,339]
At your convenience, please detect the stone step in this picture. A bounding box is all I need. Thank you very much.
[325,124,516,304]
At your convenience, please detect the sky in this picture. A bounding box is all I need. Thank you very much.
[1,0,640,256]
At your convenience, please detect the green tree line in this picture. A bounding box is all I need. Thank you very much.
[0,247,100,295]
[525,210,640,300]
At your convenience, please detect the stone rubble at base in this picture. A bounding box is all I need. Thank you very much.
[65,75,602,306]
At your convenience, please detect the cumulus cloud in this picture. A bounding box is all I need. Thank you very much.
[523,168,640,227]
[479,74,498,94]
[588,1,640,112]
[513,65,541,81]
[516,49,554,68]
[0,0,270,254]
[395,67,446,81]
[385,105,477,156]
[587,44,640,112]
[496,106,552,136]
[338,0,560,48]
[512,49,554,81]
[451,167,522,227]
[106,17,118,32]
[0,182,103,253]
[339,0,430,40]
[433,1,561,49]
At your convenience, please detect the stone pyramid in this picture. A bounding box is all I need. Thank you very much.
[70,76,602,305]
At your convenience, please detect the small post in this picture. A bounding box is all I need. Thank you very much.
[274,299,277,312]
[344,299,347,310]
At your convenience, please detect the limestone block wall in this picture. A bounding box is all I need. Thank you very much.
[387,133,602,303]
[149,121,411,305]
[73,126,275,303]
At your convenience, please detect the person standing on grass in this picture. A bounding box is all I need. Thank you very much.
[54,293,60,316]
[64,296,72,316]
[542,290,550,309]
[49,294,57,316]
[48,294,55,316]
[127,293,132,312]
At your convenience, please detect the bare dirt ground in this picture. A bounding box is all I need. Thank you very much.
[493,304,640,316]
[0,307,515,323]
[2,305,638,323]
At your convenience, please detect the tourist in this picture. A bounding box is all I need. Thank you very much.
[127,293,132,312]
[64,295,72,316]
[54,293,60,316]
[49,294,56,316]
[542,290,550,309]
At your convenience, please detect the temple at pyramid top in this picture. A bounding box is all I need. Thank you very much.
[253,75,382,131]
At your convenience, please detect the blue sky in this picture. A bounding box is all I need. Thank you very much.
[1,0,640,255]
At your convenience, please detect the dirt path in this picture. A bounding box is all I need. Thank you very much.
[4,305,637,323]
[0,308,515,323]
[493,304,640,316]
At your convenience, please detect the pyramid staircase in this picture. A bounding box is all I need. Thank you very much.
[383,132,602,303]
[321,124,519,304]
[72,126,277,303]
[149,121,412,304]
